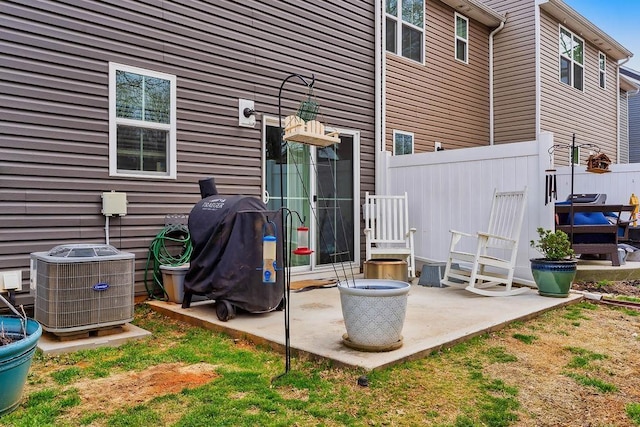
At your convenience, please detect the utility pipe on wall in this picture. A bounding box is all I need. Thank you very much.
[617,56,631,163]
[374,0,385,194]
[489,18,506,145]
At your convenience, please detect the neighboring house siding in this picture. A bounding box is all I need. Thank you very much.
[385,0,490,153]
[620,90,629,163]
[630,92,640,163]
[539,10,618,164]
[1,1,376,297]
[484,0,536,144]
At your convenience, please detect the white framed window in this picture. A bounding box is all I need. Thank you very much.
[385,0,425,63]
[598,51,606,89]
[109,62,177,179]
[559,26,584,91]
[393,130,414,155]
[455,13,469,63]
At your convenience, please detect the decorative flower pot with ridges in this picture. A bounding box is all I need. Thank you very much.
[530,258,577,298]
[338,279,410,351]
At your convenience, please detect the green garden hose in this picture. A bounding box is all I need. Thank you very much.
[144,223,193,299]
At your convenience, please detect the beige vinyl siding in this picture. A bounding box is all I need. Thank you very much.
[539,10,618,165]
[385,0,491,152]
[483,0,536,143]
[619,90,629,164]
[1,0,375,299]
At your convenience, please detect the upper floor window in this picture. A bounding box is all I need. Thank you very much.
[386,0,424,63]
[393,130,414,155]
[598,52,606,89]
[559,26,584,91]
[455,13,469,63]
[109,63,177,179]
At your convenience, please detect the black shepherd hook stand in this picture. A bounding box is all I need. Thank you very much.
[271,207,306,382]
[272,72,315,382]
[547,133,601,244]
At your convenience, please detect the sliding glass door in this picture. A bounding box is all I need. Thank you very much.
[263,118,357,271]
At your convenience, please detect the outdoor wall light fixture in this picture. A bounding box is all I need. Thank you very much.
[238,98,256,127]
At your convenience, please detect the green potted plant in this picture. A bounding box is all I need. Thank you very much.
[530,227,577,297]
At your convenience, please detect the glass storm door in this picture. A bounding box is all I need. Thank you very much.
[315,136,354,266]
[263,120,356,271]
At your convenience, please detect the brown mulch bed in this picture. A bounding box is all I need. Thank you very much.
[572,280,640,297]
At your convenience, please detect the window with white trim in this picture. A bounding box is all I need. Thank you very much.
[393,130,414,155]
[559,26,584,91]
[109,63,177,178]
[385,0,424,63]
[455,13,469,63]
[598,52,606,89]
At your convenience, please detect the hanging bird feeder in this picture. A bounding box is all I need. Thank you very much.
[283,86,340,147]
[586,152,611,173]
[292,226,313,256]
[262,220,278,284]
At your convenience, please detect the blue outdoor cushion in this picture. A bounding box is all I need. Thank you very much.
[572,212,608,225]
[557,211,610,226]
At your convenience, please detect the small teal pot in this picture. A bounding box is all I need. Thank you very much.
[530,258,578,298]
[0,317,42,416]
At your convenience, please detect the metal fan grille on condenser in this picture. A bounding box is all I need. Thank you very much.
[32,248,135,335]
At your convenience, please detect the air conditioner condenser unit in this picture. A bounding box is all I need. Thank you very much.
[31,244,135,336]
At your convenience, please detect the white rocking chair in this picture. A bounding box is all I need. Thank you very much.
[441,188,528,296]
[364,192,416,279]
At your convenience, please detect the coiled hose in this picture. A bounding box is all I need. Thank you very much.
[144,223,193,300]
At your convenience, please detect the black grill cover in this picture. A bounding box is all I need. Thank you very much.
[184,195,283,313]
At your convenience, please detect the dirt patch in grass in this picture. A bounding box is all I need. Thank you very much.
[64,362,218,419]
[573,279,640,297]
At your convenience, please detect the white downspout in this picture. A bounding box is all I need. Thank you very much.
[534,1,542,138]
[374,0,385,193]
[617,56,631,163]
[489,19,505,145]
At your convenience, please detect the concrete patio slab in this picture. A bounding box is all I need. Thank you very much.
[37,323,152,355]
[148,284,582,371]
[575,259,640,282]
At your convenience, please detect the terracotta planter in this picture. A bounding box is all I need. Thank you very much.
[530,258,577,297]
[338,279,410,351]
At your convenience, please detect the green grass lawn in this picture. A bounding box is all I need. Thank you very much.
[2,302,639,427]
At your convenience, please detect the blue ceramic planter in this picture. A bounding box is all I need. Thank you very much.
[0,317,42,416]
[530,259,577,297]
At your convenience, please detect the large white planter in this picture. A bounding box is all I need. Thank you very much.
[338,279,410,352]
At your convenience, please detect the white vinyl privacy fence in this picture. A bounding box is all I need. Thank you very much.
[380,132,640,285]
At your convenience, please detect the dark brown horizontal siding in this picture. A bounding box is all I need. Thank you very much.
[1,0,376,297]
[385,0,491,153]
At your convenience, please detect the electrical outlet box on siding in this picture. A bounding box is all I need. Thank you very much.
[0,270,22,291]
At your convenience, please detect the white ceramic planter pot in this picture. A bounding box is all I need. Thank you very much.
[338,279,410,351]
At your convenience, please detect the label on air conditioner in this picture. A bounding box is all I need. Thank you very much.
[93,282,110,291]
